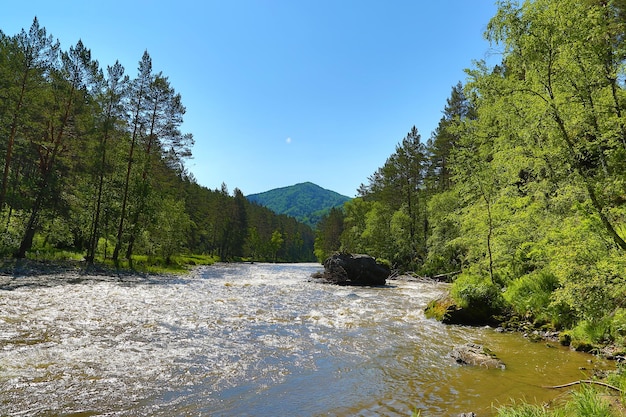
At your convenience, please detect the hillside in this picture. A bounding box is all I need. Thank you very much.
[246,182,351,228]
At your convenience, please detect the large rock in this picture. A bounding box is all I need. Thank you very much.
[317,253,390,286]
[450,343,505,369]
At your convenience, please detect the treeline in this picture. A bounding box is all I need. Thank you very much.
[0,18,315,265]
[316,0,626,342]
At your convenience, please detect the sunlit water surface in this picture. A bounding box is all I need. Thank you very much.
[0,263,609,416]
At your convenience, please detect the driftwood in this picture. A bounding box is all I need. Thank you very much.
[543,379,623,393]
[431,270,461,282]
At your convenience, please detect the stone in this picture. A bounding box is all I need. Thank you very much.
[315,253,390,286]
[450,343,506,369]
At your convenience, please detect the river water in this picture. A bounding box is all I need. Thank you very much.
[0,263,609,416]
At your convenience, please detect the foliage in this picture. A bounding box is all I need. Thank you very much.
[424,296,456,322]
[495,400,557,417]
[422,190,464,276]
[313,206,345,262]
[504,271,561,326]
[451,273,508,319]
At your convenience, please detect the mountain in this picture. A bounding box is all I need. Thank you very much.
[246,182,351,228]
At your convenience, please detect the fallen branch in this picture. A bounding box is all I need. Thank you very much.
[431,271,461,282]
[543,379,623,393]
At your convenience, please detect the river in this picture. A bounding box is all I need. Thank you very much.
[0,263,609,416]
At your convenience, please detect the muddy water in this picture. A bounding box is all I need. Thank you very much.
[0,263,609,416]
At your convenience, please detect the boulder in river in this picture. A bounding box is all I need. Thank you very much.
[450,343,505,369]
[315,253,390,286]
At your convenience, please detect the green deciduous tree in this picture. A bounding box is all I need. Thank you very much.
[486,0,626,251]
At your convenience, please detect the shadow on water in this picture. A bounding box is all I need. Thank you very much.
[0,259,191,291]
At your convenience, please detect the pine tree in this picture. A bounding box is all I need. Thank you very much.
[113,51,152,265]
[85,61,128,262]
[15,39,99,258]
[0,18,59,216]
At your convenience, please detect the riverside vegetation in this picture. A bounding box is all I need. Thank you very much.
[313,0,626,413]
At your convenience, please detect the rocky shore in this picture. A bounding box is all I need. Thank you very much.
[0,258,163,291]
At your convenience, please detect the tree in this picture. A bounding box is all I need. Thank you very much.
[150,197,191,264]
[427,82,475,192]
[314,206,345,262]
[355,127,428,267]
[85,61,127,263]
[123,71,193,260]
[269,230,284,262]
[0,18,59,213]
[485,0,626,251]
[113,51,153,264]
[15,39,99,258]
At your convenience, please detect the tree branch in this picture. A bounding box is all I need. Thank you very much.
[543,379,623,393]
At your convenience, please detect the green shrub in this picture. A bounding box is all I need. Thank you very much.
[504,270,560,325]
[563,318,612,351]
[564,308,626,350]
[609,308,626,346]
[606,362,626,392]
[452,273,506,311]
[449,273,508,325]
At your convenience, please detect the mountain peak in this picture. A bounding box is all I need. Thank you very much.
[246,183,351,227]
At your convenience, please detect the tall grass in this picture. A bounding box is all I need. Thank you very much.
[495,400,559,417]
[565,384,615,417]
[495,385,620,417]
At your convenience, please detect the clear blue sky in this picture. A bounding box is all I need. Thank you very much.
[3,1,499,198]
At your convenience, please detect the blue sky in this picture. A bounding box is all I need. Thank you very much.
[3,1,499,197]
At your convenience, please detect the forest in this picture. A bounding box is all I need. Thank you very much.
[246,182,351,228]
[315,0,626,349]
[0,18,315,266]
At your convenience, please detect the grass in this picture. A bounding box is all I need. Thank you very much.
[495,383,624,417]
[424,296,456,321]
[94,253,219,274]
[0,249,219,277]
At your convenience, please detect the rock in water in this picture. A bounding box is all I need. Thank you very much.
[450,343,506,369]
[318,253,390,286]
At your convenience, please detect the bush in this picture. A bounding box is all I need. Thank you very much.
[609,308,626,346]
[504,270,560,325]
[449,273,508,325]
[424,296,457,322]
[563,318,612,351]
[563,308,626,351]
[452,274,506,309]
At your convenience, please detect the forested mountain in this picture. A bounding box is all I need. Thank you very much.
[246,182,351,227]
[0,18,315,264]
[314,0,626,348]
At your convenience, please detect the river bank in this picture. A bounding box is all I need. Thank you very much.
[0,254,217,280]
